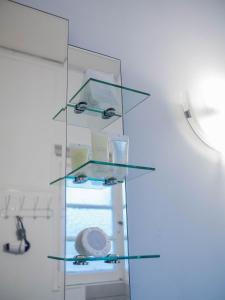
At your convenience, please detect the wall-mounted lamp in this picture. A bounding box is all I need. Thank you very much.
[184,73,225,153]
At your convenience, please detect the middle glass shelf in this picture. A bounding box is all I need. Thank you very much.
[53,78,150,130]
[50,160,155,186]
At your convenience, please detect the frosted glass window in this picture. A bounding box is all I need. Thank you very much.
[66,208,113,237]
[66,186,111,206]
[66,185,115,274]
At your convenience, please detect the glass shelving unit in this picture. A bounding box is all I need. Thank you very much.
[50,160,155,186]
[53,78,150,130]
[48,254,160,263]
[49,69,158,269]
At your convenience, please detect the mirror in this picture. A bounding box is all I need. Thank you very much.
[64,46,130,300]
[0,1,68,300]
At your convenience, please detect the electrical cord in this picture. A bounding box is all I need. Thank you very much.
[16,216,31,252]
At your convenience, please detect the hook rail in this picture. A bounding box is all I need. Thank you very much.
[0,190,54,219]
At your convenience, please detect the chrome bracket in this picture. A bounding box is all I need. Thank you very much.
[104,177,118,186]
[73,174,88,184]
[184,109,192,119]
[102,107,116,119]
[73,255,89,265]
[74,101,88,114]
[104,254,120,264]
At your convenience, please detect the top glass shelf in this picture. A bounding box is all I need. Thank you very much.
[53,78,150,129]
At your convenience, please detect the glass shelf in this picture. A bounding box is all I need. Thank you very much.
[50,160,155,185]
[53,78,150,129]
[53,103,121,130]
[47,254,160,263]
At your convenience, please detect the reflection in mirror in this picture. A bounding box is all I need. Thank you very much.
[0,1,68,300]
[65,46,130,300]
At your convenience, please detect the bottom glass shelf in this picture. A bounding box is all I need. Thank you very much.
[48,254,160,263]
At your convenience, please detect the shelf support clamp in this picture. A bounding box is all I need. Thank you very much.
[73,174,88,184]
[74,102,88,114]
[73,255,89,265]
[104,254,120,264]
[102,107,116,119]
[104,177,118,186]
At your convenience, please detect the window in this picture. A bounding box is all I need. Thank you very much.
[65,183,128,285]
[66,185,116,274]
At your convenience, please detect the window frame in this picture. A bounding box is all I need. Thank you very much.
[65,184,127,285]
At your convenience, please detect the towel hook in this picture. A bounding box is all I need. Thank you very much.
[4,194,11,219]
[33,196,39,220]
[46,197,52,219]
[19,195,25,211]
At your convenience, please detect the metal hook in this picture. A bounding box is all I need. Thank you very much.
[46,197,52,219]
[19,195,25,211]
[33,196,39,220]
[4,194,10,219]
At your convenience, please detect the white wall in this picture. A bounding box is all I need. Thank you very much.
[0,47,66,300]
[0,3,68,299]
[16,0,225,299]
